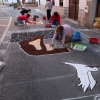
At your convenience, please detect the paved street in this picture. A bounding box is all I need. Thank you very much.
[0,5,100,100]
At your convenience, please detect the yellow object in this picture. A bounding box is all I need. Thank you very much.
[93,21,100,28]
[95,17,100,22]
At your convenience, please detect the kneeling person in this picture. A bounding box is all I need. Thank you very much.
[14,13,32,25]
[48,12,61,26]
[51,24,73,47]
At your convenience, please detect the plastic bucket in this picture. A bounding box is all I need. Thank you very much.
[33,17,36,21]
[89,37,98,44]
[43,16,46,20]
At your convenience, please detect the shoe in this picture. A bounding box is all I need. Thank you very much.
[14,22,18,25]
[0,61,5,70]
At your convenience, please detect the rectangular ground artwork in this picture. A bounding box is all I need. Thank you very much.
[18,36,70,55]
[10,30,70,56]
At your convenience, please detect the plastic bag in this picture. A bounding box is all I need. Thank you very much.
[71,31,81,42]
[95,17,100,22]
[73,44,87,51]
[93,21,100,28]
[45,23,51,28]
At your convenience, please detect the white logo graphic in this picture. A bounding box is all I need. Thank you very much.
[63,62,98,92]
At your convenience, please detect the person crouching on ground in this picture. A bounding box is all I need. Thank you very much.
[14,13,32,25]
[48,12,61,26]
[20,8,31,15]
[51,24,73,47]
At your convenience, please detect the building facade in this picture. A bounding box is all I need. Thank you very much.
[0,0,37,7]
[37,0,100,28]
[0,0,99,28]
[0,0,36,5]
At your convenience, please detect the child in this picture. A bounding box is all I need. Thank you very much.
[51,24,73,47]
[48,12,61,26]
[14,13,32,25]
[20,8,31,15]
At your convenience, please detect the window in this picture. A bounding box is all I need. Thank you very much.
[59,0,63,6]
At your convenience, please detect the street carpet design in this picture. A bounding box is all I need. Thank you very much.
[18,36,69,55]
[10,30,55,42]
[63,62,98,92]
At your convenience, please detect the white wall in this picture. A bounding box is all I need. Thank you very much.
[79,0,87,10]
[37,0,88,10]
[40,0,46,5]
[55,0,59,6]
[63,0,69,7]
[37,0,88,9]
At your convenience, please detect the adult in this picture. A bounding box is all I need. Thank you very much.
[51,24,73,47]
[48,12,61,26]
[44,0,52,20]
[20,8,31,15]
[14,13,32,25]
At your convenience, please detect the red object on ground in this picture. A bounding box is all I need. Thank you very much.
[89,37,98,44]
[43,16,46,20]
[33,17,36,21]
[45,23,51,28]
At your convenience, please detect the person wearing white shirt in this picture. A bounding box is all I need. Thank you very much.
[44,0,52,20]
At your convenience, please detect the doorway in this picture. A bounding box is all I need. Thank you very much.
[69,0,79,21]
[96,0,100,17]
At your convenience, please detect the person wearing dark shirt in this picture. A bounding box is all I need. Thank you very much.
[20,9,31,15]
[48,12,61,26]
[14,13,32,25]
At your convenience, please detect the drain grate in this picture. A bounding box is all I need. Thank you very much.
[10,30,55,42]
